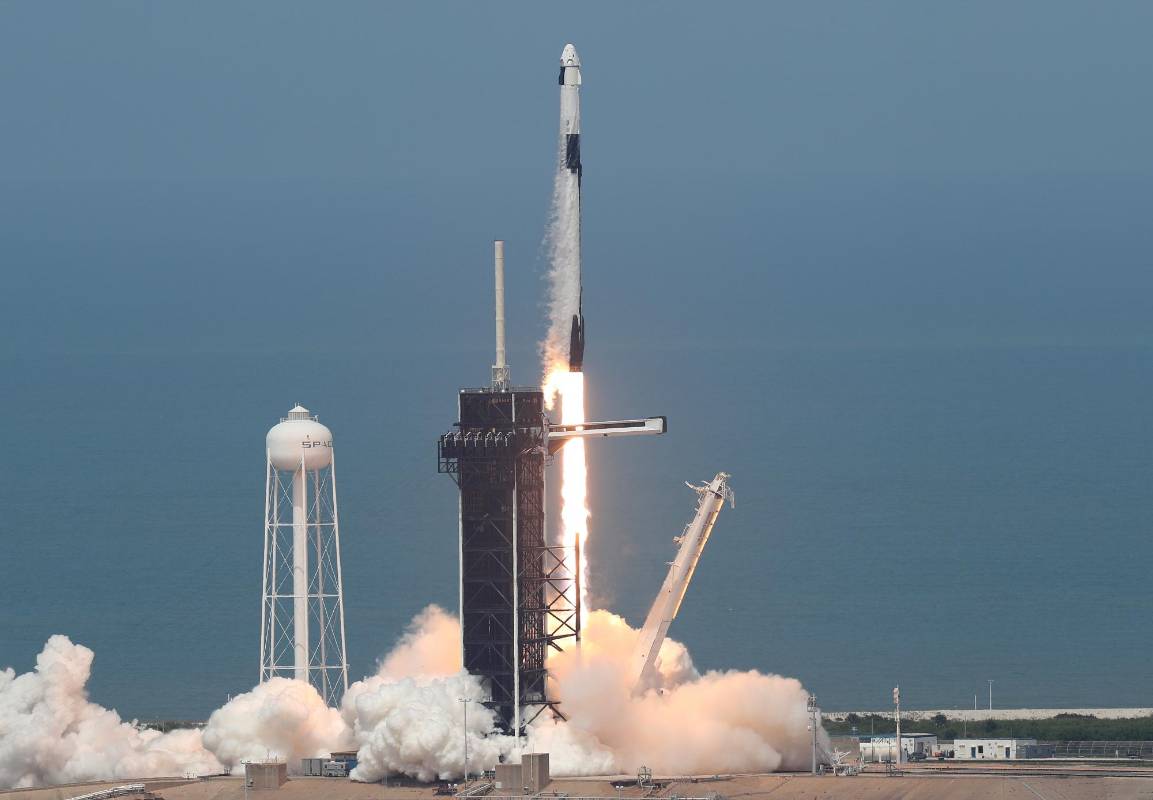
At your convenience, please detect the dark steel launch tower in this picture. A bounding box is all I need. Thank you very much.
[438,240,663,734]
[438,387,577,733]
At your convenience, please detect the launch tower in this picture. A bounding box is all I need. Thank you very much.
[439,242,666,733]
[260,405,350,707]
[439,243,578,733]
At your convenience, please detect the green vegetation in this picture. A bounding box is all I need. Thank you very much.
[137,720,206,733]
[826,713,1153,742]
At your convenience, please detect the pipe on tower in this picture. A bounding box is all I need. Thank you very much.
[492,240,511,390]
[292,461,309,683]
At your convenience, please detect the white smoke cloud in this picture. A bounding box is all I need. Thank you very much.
[201,678,352,768]
[340,605,505,782]
[544,610,825,775]
[2,608,824,789]
[343,673,506,783]
[374,605,461,682]
[0,635,223,789]
[345,606,823,781]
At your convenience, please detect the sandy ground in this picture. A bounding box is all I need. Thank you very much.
[7,770,1153,800]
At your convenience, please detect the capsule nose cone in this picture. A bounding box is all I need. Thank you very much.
[561,43,581,67]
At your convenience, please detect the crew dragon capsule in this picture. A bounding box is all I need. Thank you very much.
[559,43,585,372]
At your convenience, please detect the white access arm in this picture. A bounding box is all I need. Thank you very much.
[547,417,666,453]
[631,472,734,693]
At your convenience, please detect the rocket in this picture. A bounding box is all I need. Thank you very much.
[559,43,585,372]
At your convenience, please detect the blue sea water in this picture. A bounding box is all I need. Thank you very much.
[2,344,1150,719]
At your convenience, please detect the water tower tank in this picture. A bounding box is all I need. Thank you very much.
[266,405,334,471]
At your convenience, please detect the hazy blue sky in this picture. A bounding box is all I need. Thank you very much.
[2,3,1153,716]
[3,2,1152,358]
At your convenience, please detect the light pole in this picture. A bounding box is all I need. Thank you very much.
[806,695,819,774]
[459,698,471,783]
[893,686,902,766]
[987,680,993,712]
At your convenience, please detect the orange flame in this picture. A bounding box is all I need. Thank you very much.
[544,368,589,615]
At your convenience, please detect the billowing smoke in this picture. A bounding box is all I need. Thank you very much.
[346,606,824,780]
[542,610,824,774]
[0,635,223,789]
[343,673,506,783]
[374,605,461,681]
[201,678,352,767]
[339,605,509,782]
[2,609,823,788]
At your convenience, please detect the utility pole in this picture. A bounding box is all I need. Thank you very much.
[807,695,819,774]
[988,679,994,712]
[459,698,471,782]
[893,686,902,766]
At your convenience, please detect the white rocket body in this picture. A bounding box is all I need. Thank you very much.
[558,43,586,372]
[560,43,581,138]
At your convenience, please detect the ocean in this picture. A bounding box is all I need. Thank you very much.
[2,344,1150,719]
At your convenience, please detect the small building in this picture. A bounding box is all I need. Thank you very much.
[858,734,938,762]
[491,755,550,796]
[494,763,522,794]
[245,762,287,790]
[954,738,1053,760]
[301,758,324,777]
[521,754,550,793]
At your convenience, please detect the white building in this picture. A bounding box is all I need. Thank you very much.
[858,733,938,762]
[954,738,1052,760]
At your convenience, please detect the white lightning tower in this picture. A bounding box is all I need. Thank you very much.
[260,404,349,706]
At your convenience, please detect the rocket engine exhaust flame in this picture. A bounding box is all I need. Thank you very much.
[544,370,590,612]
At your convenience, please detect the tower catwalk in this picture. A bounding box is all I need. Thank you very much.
[260,404,349,707]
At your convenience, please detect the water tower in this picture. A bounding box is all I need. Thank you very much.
[259,404,349,706]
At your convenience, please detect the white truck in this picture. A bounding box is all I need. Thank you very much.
[321,761,349,778]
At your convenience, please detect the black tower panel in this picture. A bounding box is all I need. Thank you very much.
[439,388,573,732]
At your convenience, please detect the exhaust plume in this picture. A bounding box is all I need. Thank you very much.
[347,606,824,780]
[2,608,824,788]
[201,678,352,768]
[0,636,223,789]
[542,147,582,377]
